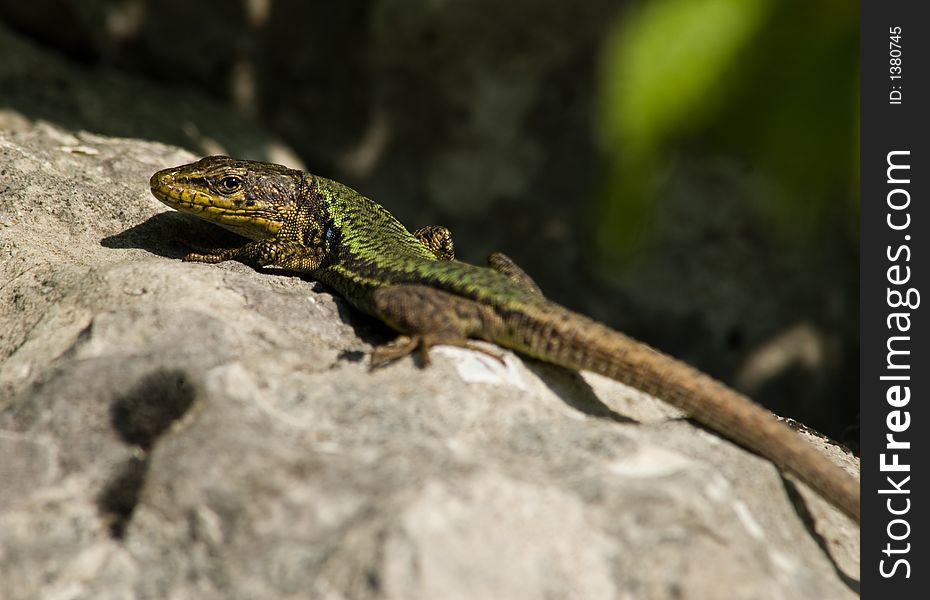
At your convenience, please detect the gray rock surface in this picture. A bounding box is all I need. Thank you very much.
[1,124,859,598]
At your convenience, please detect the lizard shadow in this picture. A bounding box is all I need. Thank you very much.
[684,416,861,591]
[101,212,246,259]
[783,476,861,593]
[519,360,636,425]
[526,365,859,591]
[330,297,397,360]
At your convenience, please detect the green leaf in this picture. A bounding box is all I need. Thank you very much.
[599,0,769,154]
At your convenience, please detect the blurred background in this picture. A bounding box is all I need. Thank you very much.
[0,0,859,448]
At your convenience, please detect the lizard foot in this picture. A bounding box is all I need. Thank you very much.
[183,251,229,264]
[371,335,420,367]
[370,335,506,368]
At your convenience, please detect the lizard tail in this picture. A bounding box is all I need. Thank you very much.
[504,304,861,524]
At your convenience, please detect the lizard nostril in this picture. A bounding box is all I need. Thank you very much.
[150,170,170,189]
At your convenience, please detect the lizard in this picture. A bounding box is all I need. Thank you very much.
[149,155,860,524]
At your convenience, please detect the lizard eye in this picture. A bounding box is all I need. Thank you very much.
[218,176,242,193]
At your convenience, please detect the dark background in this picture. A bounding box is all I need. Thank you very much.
[0,0,859,446]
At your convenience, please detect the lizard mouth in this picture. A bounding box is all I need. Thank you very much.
[150,170,219,209]
[150,178,243,214]
[149,173,282,239]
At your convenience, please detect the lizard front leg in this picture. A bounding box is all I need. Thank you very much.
[486,252,543,295]
[184,239,326,272]
[369,284,503,366]
[413,225,455,261]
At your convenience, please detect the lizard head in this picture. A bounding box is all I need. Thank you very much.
[150,155,304,240]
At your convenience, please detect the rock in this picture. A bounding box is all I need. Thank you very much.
[0,124,858,599]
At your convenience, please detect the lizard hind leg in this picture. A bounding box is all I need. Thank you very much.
[370,284,504,367]
[487,252,544,296]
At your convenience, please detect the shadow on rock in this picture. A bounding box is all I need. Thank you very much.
[98,369,199,540]
[524,360,635,425]
[101,211,246,259]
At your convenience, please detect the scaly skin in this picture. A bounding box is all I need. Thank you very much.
[149,156,860,524]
